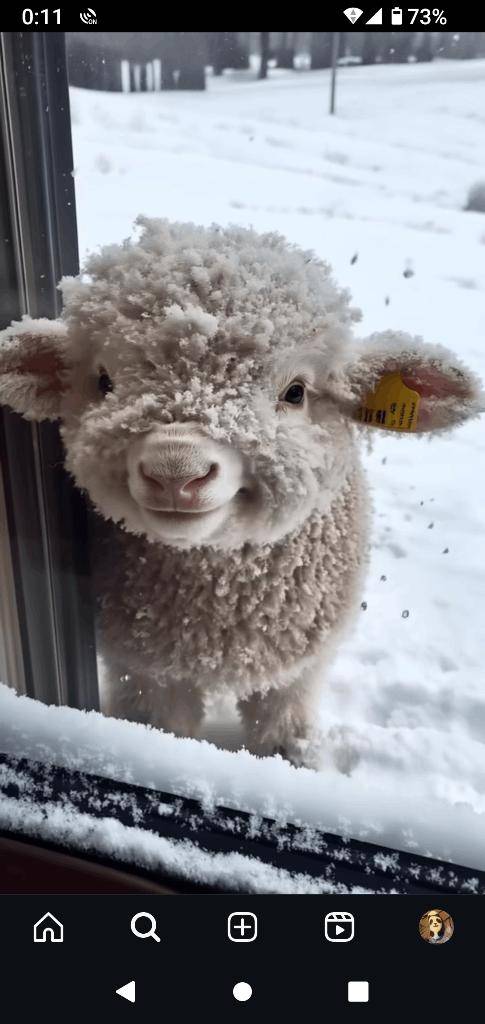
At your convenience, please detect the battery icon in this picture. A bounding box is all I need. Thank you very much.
[391,6,403,23]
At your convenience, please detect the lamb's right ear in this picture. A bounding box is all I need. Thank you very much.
[0,316,69,421]
[326,331,484,434]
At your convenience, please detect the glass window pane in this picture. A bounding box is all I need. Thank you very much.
[1,31,484,890]
[64,32,485,868]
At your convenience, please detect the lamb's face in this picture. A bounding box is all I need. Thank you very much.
[54,220,361,549]
[61,343,355,549]
[1,221,481,552]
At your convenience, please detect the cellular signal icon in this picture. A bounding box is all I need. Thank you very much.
[343,7,363,23]
[366,7,383,23]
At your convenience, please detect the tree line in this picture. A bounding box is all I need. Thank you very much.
[67,31,485,92]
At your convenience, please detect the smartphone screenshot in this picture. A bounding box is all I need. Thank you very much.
[0,11,483,1017]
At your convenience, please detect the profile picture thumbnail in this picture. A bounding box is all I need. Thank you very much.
[419,909,454,945]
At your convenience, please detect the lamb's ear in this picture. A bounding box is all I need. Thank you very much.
[330,330,484,434]
[0,316,70,421]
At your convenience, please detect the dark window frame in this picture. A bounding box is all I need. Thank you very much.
[2,751,485,894]
[0,31,99,709]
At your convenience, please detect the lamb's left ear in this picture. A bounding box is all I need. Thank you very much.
[0,316,70,421]
[331,330,484,434]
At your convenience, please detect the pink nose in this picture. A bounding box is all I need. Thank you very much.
[140,461,219,509]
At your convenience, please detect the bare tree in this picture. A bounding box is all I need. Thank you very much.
[207,32,249,75]
[361,32,379,65]
[310,32,333,69]
[376,32,415,63]
[451,33,480,59]
[392,32,416,62]
[415,33,435,62]
[160,33,207,90]
[67,35,122,90]
[438,32,479,59]
[275,32,298,69]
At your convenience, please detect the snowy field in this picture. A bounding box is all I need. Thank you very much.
[9,60,485,879]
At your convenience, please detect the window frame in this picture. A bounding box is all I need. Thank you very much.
[0,30,99,709]
[3,750,485,894]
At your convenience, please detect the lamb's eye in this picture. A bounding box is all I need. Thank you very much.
[282,381,305,405]
[98,370,113,397]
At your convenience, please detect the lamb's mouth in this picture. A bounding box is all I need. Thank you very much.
[138,487,251,522]
[143,507,223,522]
[138,504,230,541]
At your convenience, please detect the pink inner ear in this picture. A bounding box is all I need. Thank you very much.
[21,348,66,395]
[401,365,470,399]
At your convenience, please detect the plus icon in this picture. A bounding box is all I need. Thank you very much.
[228,912,258,943]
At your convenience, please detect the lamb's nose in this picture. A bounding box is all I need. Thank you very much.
[140,461,219,508]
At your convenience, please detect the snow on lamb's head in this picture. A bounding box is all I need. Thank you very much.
[0,218,482,550]
[63,215,358,389]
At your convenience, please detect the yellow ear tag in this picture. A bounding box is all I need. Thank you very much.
[359,373,420,432]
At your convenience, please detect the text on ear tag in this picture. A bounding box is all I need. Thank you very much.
[359,373,420,432]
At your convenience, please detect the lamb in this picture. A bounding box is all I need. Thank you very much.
[0,217,482,766]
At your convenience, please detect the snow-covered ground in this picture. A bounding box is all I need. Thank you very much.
[11,60,485,875]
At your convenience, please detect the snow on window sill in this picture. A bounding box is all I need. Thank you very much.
[0,684,483,873]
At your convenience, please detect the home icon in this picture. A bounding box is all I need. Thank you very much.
[33,912,64,943]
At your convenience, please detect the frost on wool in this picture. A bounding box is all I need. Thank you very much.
[59,217,359,431]
[0,217,482,766]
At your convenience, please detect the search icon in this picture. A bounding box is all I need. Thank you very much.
[131,912,161,943]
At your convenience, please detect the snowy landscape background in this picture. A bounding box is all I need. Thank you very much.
[43,58,485,872]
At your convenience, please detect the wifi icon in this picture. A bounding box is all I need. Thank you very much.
[343,7,363,22]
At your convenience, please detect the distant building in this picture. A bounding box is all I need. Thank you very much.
[67,32,209,91]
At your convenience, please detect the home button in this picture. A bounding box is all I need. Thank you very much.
[33,912,64,943]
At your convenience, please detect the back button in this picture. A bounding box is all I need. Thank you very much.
[116,981,136,1004]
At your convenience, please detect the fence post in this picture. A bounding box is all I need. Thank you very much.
[329,32,340,115]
